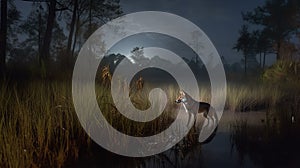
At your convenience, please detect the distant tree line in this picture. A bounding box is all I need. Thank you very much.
[234,0,300,75]
[0,0,122,78]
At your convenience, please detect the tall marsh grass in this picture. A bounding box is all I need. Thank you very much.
[0,80,290,167]
[0,81,88,168]
[226,84,284,111]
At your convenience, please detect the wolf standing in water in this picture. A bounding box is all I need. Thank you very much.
[175,90,212,126]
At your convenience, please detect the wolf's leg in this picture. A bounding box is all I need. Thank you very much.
[187,113,192,126]
[193,114,197,131]
[203,111,210,127]
[187,113,196,128]
[203,111,208,118]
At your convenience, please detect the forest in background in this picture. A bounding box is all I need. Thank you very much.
[0,0,122,79]
[0,0,299,82]
[1,1,300,167]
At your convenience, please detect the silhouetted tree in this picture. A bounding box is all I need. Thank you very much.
[10,0,121,78]
[64,0,78,68]
[20,4,66,68]
[21,0,70,77]
[242,0,300,60]
[254,30,273,69]
[6,0,21,54]
[68,0,122,59]
[233,25,256,75]
[0,0,20,76]
[0,0,7,75]
[41,0,56,68]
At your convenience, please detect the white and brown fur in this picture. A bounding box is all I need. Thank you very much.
[175,91,212,126]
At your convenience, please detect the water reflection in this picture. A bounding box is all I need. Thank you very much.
[229,108,300,168]
[70,107,300,168]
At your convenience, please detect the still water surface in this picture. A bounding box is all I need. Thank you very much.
[70,110,300,168]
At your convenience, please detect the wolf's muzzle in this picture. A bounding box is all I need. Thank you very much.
[175,99,182,103]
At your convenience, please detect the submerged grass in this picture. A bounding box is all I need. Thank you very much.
[0,80,294,167]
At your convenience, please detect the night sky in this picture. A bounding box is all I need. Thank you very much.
[16,0,276,65]
[119,0,274,64]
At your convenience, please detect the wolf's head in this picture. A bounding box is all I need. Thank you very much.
[175,90,187,103]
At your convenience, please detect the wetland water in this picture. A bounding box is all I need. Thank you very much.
[70,110,300,168]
